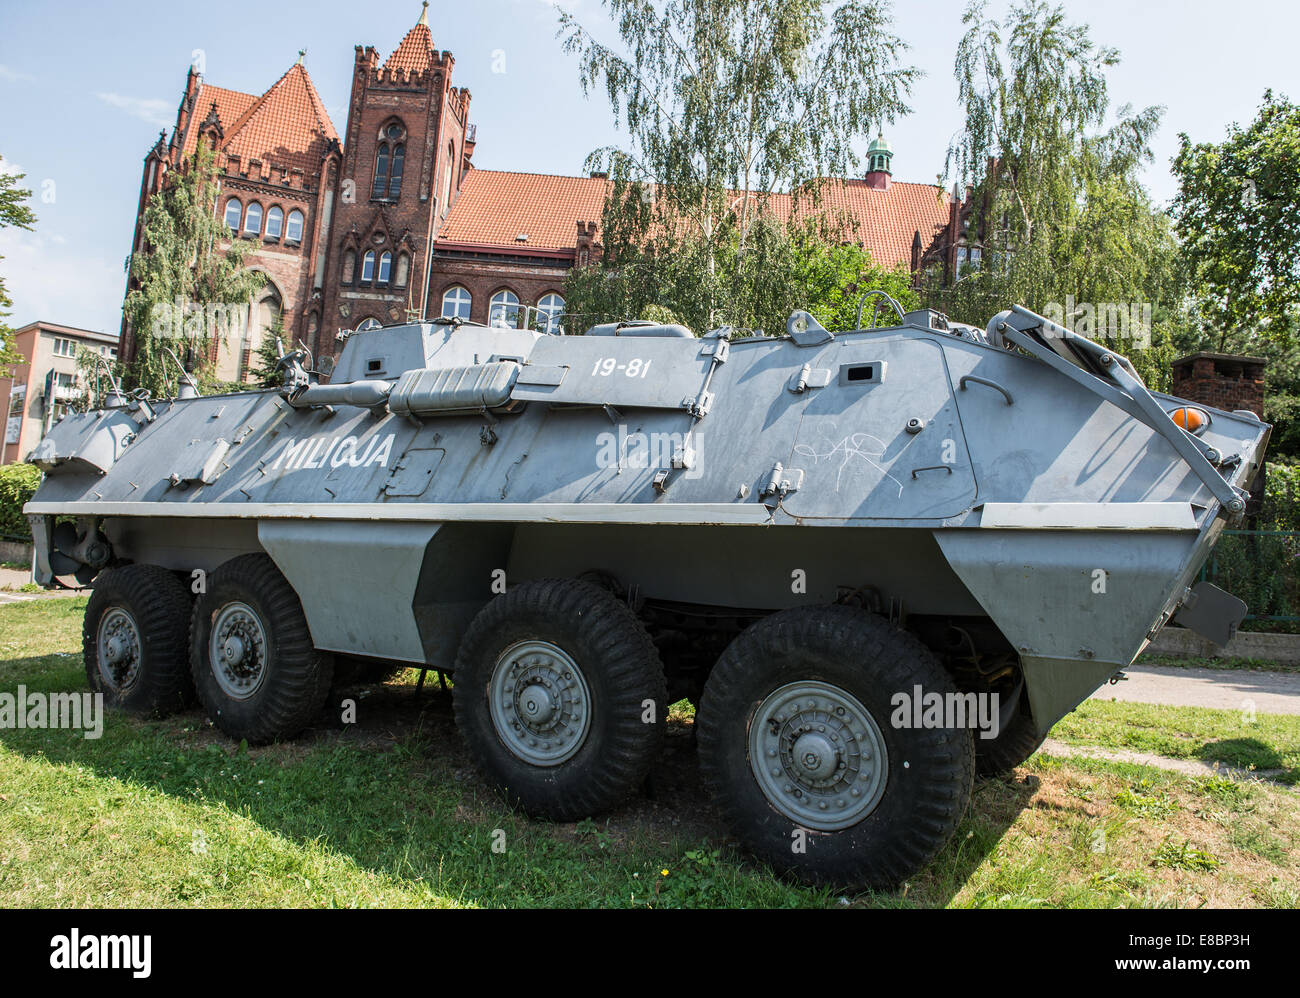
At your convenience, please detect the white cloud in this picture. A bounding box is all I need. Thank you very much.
[0,227,125,335]
[95,92,173,129]
[0,64,35,84]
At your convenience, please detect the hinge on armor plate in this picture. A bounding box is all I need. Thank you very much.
[682,391,714,418]
[759,462,804,503]
[699,339,729,363]
[787,364,832,394]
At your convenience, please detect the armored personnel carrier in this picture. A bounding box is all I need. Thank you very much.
[24,299,1268,888]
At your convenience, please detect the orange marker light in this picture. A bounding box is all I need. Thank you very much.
[1170,407,1208,434]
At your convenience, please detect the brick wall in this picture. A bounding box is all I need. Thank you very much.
[1170,353,1267,417]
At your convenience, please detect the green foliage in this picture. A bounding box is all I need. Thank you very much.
[559,0,917,328]
[1172,90,1300,349]
[0,463,41,541]
[122,143,264,396]
[0,155,37,377]
[251,312,287,389]
[565,216,919,335]
[932,1,1179,388]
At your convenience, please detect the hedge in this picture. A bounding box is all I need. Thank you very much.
[0,463,41,542]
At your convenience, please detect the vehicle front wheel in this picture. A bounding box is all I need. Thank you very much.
[190,554,333,744]
[452,578,667,820]
[697,606,975,889]
[83,564,194,715]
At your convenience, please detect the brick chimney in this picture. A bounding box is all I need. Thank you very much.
[1170,352,1267,416]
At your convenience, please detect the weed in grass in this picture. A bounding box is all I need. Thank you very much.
[1114,779,1178,818]
[1193,775,1254,809]
[1152,836,1221,872]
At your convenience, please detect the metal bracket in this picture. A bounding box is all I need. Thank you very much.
[683,392,714,418]
[759,462,804,502]
[699,339,730,363]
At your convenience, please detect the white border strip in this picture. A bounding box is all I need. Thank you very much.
[24,500,774,526]
[979,502,1198,530]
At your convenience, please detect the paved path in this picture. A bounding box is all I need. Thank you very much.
[1040,738,1292,783]
[1090,664,1300,716]
[0,566,85,604]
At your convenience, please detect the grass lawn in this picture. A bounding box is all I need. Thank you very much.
[2,597,1298,908]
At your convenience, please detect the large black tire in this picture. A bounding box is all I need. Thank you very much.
[975,705,1046,777]
[189,553,333,744]
[697,606,975,889]
[83,564,194,715]
[452,578,667,820]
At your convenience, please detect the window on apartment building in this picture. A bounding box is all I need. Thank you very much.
[441,286,471,319]
[489,289,521,328]
[52,337,76,358]
[243,202,263,236]
[377,251,392,285]
[361,250,376,282]
[394,253,410,288]
[265,206,284,239]
[285,210,304,243]
[357,318,382,332]
[224,198,242,231]
[537,293,566,334]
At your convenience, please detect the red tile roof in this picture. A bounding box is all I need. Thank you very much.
[383,22,436,77]
[179,65,338,179]
[180,84,258,159]
[437,171,951,269]
[438,170,610,251]
[219,64,339,177]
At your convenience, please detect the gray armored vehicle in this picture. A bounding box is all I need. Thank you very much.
[24,299,1268,888]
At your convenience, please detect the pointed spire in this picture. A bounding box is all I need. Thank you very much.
[418,1,428,26]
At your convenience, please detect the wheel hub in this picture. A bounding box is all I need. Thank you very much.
[489,640,591,767]
[748,680,889,831]
[209,602,269,699]
[96,608,142,691]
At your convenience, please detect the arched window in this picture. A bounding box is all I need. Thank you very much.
[243,202,262,236]
[537,292,566,334]
[489,289,521,328]
[377,251,392,284]
[388,144,405,199]
[265,206,284,239]
[361,250,376,282]
[394,253,410,288]
[441,286,471,320]
[223,198,242,231]
[341,249,356,284]
[357,317,382,332]
[372,143,389,199]
[285,210,304,243]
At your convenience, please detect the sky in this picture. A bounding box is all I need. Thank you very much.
[0,0,1294,336]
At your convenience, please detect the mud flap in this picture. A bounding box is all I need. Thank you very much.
[1172,581,1247,648]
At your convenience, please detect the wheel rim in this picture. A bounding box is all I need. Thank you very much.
[97,607,142,692]
[748,680,889,831]
[489,639,592,766]
[209,601,269,700]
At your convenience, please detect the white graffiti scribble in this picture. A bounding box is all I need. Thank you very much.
[794,432,905,497]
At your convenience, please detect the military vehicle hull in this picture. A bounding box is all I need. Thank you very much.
[24,305,1269,887]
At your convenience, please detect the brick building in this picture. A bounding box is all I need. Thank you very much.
[120,4,992,378]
